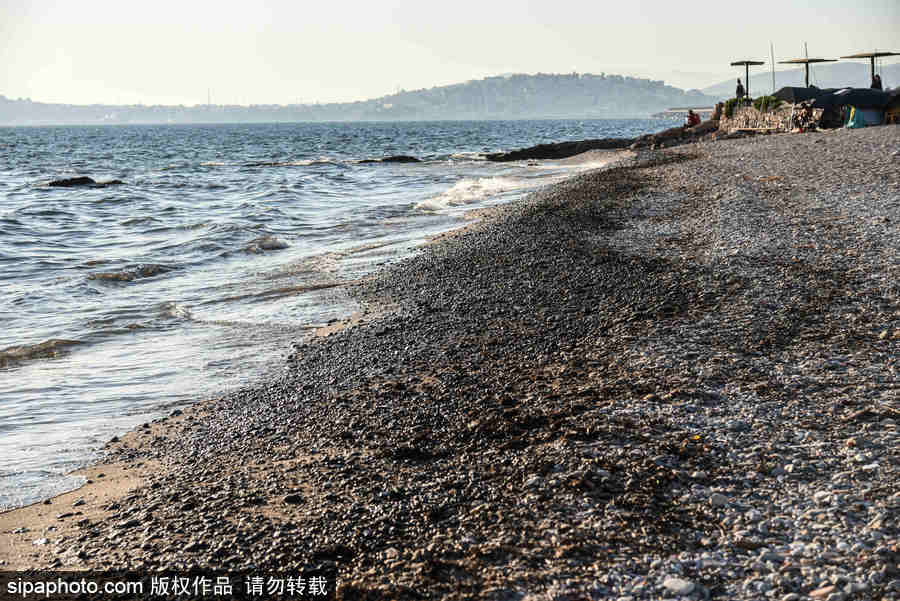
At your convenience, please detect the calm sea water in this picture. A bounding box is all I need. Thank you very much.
[0,119,672,509]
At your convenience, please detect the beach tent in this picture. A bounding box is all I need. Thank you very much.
[773,86,834,104]
[886,89,900,124]
[811,88,892,110]
[844,106,884,128]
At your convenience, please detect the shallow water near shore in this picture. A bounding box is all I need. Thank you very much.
[0,119,674,509]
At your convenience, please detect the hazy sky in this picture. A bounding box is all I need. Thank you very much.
[2,0,898,106]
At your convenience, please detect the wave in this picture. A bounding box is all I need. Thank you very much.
[216,281,346,303]
[19,209,77,218]
[242,158,339,168]
[531,149,636,170]
[0,339,82,367]
[88,263,177,283]
[154,237,227,259]
[121,216,160,226]
[160,301,192,320]
[415,176,531,211]
[448,152,488,162]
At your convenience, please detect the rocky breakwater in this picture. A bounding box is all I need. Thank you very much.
[4,126,899,600]
[627,105,726,150]
[485,138,634,161]
[488,105,727,161]
[626,119,721,150]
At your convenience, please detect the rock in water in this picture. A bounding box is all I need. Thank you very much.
[48,177,124,188]
[359,155,421,163]
[244,235,289,253]
[49,176,96,187]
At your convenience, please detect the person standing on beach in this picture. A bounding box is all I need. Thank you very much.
[736,78,746,102]
[871,74,883,90]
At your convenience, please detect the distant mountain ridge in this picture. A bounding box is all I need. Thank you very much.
[0,72,718,125]
[702,62,900,99]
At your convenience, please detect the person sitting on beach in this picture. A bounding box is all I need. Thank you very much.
[793,104,814,132]
[685,110,701,128]
[735,78,746,102]
[871,74,883,90]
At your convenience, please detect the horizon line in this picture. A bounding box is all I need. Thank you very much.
[3,61,897,109]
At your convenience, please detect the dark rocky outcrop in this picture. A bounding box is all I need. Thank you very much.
[629,119,722,150]
[488,115,729,162]
[485,138,634,162]
[358,155,421,164]
[49,176,96,187]
[48,177,124,188]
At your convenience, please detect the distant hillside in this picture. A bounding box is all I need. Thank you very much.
[0,73,718,125]
[329,73,717,120]
[702,62,900,99]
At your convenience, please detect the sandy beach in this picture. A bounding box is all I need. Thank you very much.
[2,126,898,600]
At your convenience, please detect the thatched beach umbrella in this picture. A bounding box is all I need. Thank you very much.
[778,57,838,88]
[730,60,765,98]
[839,51,900,82]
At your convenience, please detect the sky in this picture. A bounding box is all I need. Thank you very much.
[1,0,898,106]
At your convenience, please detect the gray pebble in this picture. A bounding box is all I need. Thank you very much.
[663,577,695,596]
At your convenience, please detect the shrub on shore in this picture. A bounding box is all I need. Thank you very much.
[753,95,782,113]
[724,96,783,118]
[724,98,742,118]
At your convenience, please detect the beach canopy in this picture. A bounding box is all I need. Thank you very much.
[839,51,900,80]
[885,89,900,124]
[773,86,836,104]
[811,88,892,110]
[730,60,765,97]
[888,88,900,109]
[844,107,885,129]
[778,58,838,87]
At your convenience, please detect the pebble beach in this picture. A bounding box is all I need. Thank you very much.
[1,125,899,600]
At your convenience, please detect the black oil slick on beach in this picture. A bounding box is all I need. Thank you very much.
[0,118,668,510]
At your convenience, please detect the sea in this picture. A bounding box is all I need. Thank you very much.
[0,118,674,510]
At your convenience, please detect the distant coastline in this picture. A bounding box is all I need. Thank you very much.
[4,62,898,127]
[0,72,716,126]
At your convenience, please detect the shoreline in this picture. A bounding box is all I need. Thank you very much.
[2,127,898,599]
[0,147,639,570]
[0,147,633,513]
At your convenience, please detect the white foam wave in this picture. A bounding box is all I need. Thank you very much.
[527,157,617,172]
[448,152,487,162]
[245,157,339,167]
[415,177,530,211]
[160,301,192,320]
[293,157,339,166]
